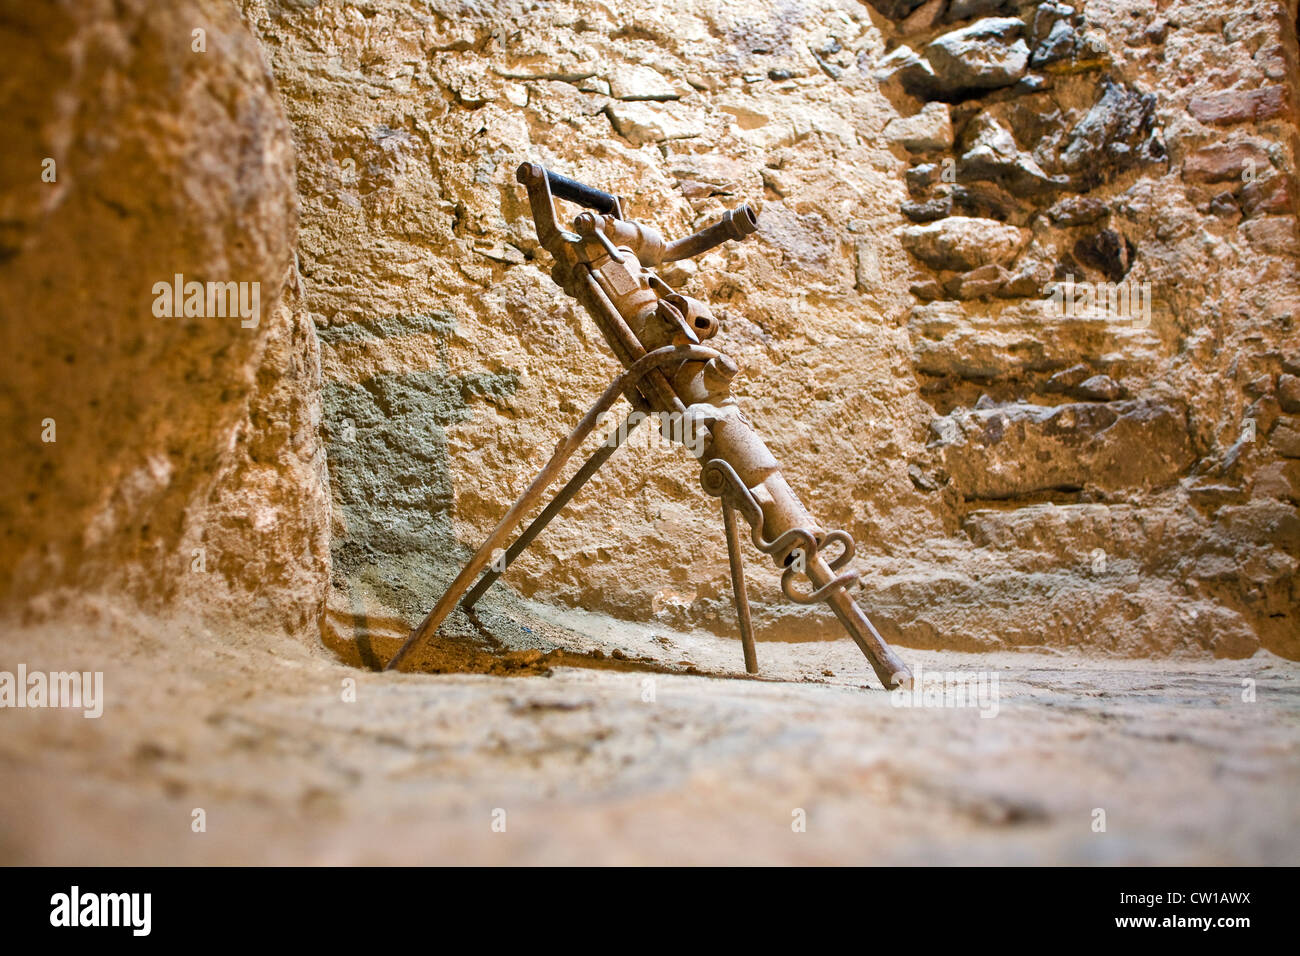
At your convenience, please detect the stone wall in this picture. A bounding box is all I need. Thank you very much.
[234,0,1298,659]
[874,0,1300,657]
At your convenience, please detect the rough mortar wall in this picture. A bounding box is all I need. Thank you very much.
[234,0,1299,659]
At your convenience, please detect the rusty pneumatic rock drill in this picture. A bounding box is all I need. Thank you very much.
[386,163,913,689]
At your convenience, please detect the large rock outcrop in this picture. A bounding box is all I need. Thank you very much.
[0,0,330,636]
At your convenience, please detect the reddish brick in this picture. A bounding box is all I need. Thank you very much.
[1188,86,1288,126]
[1241,216,1300,255]
[1241,174,1296,217]
[1280,373,1300,414]
[1183,142,1272,183]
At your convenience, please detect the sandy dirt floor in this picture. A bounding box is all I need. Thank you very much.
[2,594,1297,865]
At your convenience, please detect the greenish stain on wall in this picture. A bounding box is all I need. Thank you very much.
[320,312,520,628]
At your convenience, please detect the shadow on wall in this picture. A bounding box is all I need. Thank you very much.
[317,311,519,663]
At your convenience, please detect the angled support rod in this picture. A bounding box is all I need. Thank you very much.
[461,410,645,611]
[721,498,759,675]
[386,344,723,673]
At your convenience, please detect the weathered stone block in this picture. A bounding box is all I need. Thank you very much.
[931,399,1194,499]
[925,18,1030,94]
[900,216,1026,271]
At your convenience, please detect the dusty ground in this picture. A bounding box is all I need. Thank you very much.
[2,593,1296,865]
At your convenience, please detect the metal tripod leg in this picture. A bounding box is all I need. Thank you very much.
[461,411,644,611]
[722,497,759,674]
[386,344,722,672]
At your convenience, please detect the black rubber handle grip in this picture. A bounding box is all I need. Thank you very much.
[544,168,619,216]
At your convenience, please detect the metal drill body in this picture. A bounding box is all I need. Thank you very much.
[385,162,912,689]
